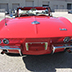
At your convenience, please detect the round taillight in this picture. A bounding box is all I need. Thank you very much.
[3,39,9,44]
[63,37,70,42]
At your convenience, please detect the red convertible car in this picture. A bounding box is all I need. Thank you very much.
[0,6,72,56]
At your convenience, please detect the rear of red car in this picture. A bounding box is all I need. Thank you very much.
[0,7,72,56]
[0,37,72,55]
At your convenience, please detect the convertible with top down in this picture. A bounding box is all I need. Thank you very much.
[0,6,72,56]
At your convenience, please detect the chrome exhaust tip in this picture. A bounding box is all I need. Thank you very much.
[1,51,4,54]
[67,49,72,54]
[1,50,7,54]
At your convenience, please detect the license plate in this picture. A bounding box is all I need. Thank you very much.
[26,42,48,51]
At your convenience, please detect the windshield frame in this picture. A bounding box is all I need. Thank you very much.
[17,7,51,17]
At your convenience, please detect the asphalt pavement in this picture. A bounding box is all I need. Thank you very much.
[0,12,72,72]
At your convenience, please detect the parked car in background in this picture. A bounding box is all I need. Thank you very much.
[0,6,72,56]
[68,10,72,14]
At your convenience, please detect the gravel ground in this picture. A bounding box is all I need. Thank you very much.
[0,12,72,72]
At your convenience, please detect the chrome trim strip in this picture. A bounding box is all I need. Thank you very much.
[0,46,22,55]
[26,43,29,51]
[52,45,72,53]
[45,42,48,50]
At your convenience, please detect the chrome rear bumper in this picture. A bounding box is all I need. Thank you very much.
[0,46,21,55]
[1,44,72,55]
[52,45,72,53]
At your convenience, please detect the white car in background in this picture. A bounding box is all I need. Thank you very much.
[68,10,72,14]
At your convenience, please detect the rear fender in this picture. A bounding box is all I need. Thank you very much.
[58,17,72,27]
[0,19,5,30]
[0,18,11,30]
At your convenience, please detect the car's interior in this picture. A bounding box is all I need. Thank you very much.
[18,9,49,17]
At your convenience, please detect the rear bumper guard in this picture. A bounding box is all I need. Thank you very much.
[52,45,72,53]
[0,46,22,55]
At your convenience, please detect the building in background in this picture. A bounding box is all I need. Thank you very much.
[0,0,72,13]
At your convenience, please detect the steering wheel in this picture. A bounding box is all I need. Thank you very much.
[28,13,36,16]
[20,14,29,17]
[37,14,47,16]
